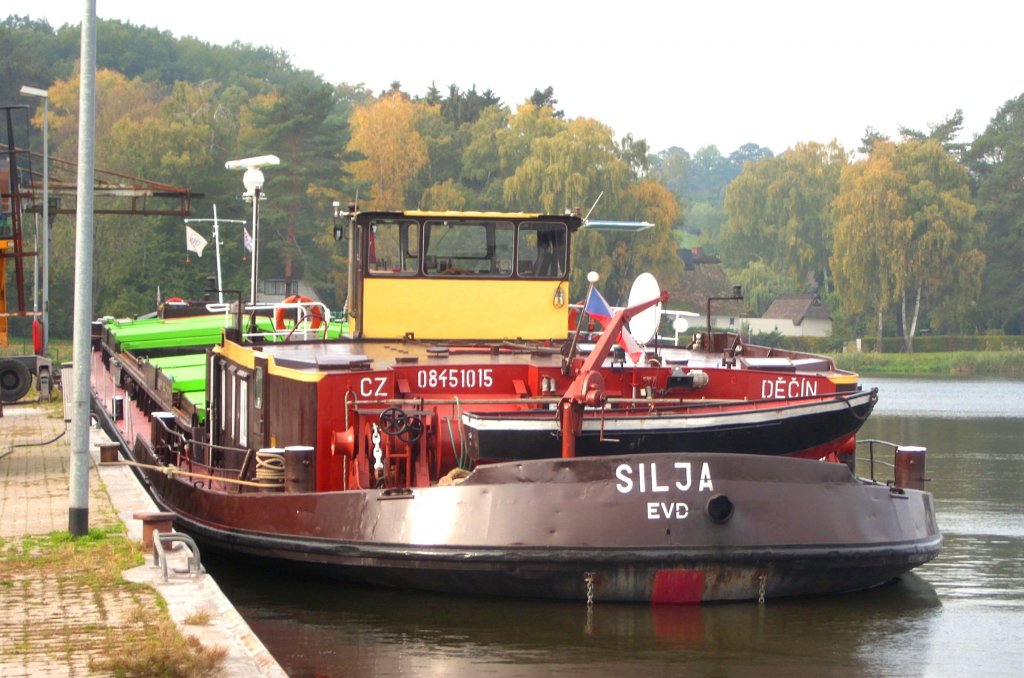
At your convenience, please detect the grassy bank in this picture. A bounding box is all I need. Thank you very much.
[0,527,225,677]
[834,350,1024,377]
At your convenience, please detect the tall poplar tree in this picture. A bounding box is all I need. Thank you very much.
[832,140,983,351]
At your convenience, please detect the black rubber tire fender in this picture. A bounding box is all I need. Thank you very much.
[0,358,33,402]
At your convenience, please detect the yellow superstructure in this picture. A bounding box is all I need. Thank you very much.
[346,210,581,342]
[361,278,569,340]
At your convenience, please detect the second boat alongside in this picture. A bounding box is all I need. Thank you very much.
[89,205,940,604]
[461,388,877,463]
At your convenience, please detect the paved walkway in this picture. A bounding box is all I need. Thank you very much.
[0,402,285,677]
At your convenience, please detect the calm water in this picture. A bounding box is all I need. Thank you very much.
[211,377,1024,677]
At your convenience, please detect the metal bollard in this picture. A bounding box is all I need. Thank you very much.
[894,446,928,490]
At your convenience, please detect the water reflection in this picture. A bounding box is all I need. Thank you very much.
[211,562,942,678]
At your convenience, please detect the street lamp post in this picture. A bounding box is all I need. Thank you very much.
[19,85,49,356]
[225,155,279,305]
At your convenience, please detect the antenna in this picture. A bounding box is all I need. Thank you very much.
[583,191,604,223]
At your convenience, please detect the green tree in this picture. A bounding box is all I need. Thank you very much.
[732,261,800,316]
[420,179,467,211]
[604,180,683,304]
[721,141,846,289]
[895,139,984,344]
[648,146,690,199]
[652,144,770,253]
[832,140,983,352]
[438,84,501,127]
[460,104,511,205]
[965,93,1024,334]
[528,86,563,118]
[831,142,908,350]
[242,76,350,300]
[0,16,63,103]
[684,202,727,247]
[686,146,737,204]
[617,134,651,178]
[493,102,562,178]
[503,116,630,213]
[728,143,774,168]
[899,109,967,160]
[411,100,457,202]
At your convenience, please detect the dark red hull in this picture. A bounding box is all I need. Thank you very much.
[96,399,938,604]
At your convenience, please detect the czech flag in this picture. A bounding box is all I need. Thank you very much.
[584,286,613,324]
[584,287,644,364]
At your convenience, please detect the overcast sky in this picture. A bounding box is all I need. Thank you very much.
[7,0,1022,155]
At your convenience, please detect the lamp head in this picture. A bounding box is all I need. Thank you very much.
[20,85,49,99]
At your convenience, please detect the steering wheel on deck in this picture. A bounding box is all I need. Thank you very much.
[399,416,424,444]
[379,407,408,436]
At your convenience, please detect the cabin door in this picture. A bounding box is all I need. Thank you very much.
[250,356,269,450]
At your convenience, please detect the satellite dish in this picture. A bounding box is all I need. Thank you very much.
[627,272,662,345]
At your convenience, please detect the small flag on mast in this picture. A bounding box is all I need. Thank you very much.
[243,227,254,253]
[584,286,644,365]
[185,225,208,257]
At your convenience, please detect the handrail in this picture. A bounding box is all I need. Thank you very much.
[241,300,333,342]
[151,411,189,450]
[855,438,900,482]
[186,437,250,456]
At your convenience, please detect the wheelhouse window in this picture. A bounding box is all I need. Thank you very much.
[517,222,567,279]
[423,220,514,277]
[367,219,420,276]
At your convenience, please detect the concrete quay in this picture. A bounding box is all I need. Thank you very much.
[0,402,286,677]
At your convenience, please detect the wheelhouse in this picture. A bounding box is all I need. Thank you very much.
[342,210,581,341]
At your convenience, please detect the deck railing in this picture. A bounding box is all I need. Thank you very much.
[855,438,900,484]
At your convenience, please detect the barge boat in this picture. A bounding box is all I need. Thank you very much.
[90,206,940,604]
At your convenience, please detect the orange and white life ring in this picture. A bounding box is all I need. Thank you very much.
[274,295,324,331]
[165,296,185,304]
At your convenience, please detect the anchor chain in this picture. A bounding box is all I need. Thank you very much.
[757,572,767,606]
[371,424,385,487]
[584,571,595,608]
